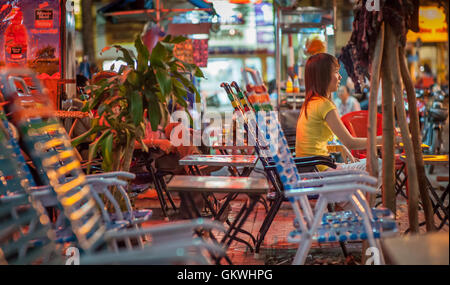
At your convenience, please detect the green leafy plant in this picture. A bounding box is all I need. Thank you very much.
[72,34,204,173]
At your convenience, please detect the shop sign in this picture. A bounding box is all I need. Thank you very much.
[407,6,448,43]
[35,9,54,29]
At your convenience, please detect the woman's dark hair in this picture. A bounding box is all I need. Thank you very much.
[301,53,339,118]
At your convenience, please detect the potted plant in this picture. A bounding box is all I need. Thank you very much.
[72,34,204,174]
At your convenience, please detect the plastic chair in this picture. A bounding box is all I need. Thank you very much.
[0,118,224,265]
[0,68,226,264]
[223,81,388,257]
[341,110,407,204]
[341,110,383,159]
[264,112,397,264]
[0,75,151,234]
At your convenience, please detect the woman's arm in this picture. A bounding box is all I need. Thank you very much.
[325,109,382,150]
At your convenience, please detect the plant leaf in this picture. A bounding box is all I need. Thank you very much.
[127,70,140,87]
[112,45,135,66]
[148,97,161,132]
[102,132,114,171]
[163,35,187,44]
[130,90,143,126]
[194,66,204,78]
[87,130,111,173]
[155,69,172,97]
[100,46,113,54]
[150,42,167,68]
[71,125,107,147]
[135,35,150,73]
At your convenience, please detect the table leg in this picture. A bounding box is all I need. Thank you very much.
[182,191,233,265]
[223,196,259,250]
[201,192,255,250]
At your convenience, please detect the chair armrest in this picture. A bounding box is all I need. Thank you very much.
[80,239,225,265]
[265,159,336,171]
[104,218,226,241]
[293,156,335,164]
[285,183,377,197]
[267,155,336,169]
[294,174,378,188]
[298,169,369,179]
[86,171,136,181]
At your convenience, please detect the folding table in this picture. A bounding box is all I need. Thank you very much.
[166,175,269,264]
[399,154,449,230]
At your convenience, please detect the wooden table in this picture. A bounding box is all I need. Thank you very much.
[381,232,449,265]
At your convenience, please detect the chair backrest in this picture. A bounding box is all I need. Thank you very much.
[340,110,382,158]
[0,116,61,265]
[341,110,382,138]
[0,107,36,194]
[221,82,272,161]
[242,68,272,112]
[222,82,306,187]
[1,69,107,253]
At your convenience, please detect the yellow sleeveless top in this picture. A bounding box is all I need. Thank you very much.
[295,96,336,171]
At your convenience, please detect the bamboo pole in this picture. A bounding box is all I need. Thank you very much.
[367,22,385,207]
[398,47,436,231]
[380,24,397,213]
[385,24,419,232]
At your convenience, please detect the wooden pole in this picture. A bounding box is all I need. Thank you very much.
[380,23,396,213]
[398,47,436,231]
[367,22,385,206]
[381,54,396,213]
[385,24,419,232]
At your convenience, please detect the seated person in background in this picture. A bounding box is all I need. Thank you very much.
[334,85,361,116]
[295,53,383,173]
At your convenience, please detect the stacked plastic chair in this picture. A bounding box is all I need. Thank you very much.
[0,68,226,264]
[0,72,152,237]
[0,122,63,264]
[243,67,272,112]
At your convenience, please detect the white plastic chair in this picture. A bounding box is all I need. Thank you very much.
[263,112,397,265]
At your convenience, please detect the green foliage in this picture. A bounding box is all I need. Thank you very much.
[72,34,204,172]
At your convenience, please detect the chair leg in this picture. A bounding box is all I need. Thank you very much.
[157,173,178,211]
[350,194,377,253]
[292,196,328,265]
[292,237,314,265]
[147,164,169,219]
[255,196,283,253]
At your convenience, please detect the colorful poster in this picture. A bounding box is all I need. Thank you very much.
[0,0,61,79]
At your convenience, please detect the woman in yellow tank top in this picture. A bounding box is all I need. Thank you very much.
[296,53,383,171]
